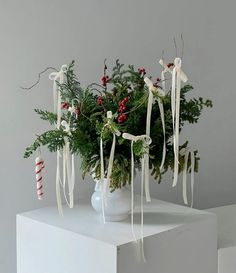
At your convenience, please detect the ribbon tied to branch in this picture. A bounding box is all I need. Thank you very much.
[122,132,152,262]
[49,65,68,214]
[100,111,121,222]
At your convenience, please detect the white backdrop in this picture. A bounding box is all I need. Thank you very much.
[1,0,236,272]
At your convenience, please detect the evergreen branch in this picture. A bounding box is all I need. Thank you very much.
[24,130,67,158]
[34,109,57,125]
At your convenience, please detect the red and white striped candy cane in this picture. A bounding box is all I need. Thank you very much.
[35,157,44,200]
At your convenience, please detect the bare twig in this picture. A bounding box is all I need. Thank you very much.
[173,37,178,58]
[20,66,58,90]
[181,33,185,60]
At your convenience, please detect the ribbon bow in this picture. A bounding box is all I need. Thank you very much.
[159,58,188,188]
[144,77,166,202]
[49,65,68,129]
[122,132,152,262]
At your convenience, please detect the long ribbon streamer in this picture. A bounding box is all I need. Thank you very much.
[144,78,153,202]
[49,65,68,214]
[61,120,75,209]
[190,151,195,208]
[180,147,195,207]
[122,133,151,262]
[100,111,121,222]
[182,148,189,205]
[144,77,166,179]
[171,58,188,187]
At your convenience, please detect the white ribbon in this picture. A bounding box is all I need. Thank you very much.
[100,135,106,223]
[143,78,155,202]
[182,148,189,205]
[61,120,75,209]
[144,77,166,188]
[100,111,121,223]
[157,97,166,171]
[159,59,188,83]
[169,58,188,187]
[122,133,152,262]
[49,65,68,129]
[180,147,195,207]
[49,64,68,214]
[190,151,195,208]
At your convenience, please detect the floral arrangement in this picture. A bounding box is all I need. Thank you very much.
[24,59,212,206]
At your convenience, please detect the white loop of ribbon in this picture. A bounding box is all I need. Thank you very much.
[49,65,68,214]
[122,133,151,262]
[100,111,121,223]
[49,65,68,129]
[159,59,188,83]
[180,147,195,207]
[61,120,75,209]
[169,58,188,187]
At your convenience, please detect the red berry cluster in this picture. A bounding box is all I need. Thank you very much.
[138,67,146,75]
[117,97,128,123]
[101,75,109,87]
[61,102,69,109]
[167,62,174,68]
[96,96,103,105]
[118,97,128,112]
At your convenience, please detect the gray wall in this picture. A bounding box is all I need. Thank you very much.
[1,0,236,272]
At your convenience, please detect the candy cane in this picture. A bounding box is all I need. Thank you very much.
[35,156,44,200]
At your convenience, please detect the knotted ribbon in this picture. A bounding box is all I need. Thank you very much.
[171,58,188,187]
[49,65,68,214]
[122,132,152,262]
[144,77,166,178]
[159,58,188,187]
[100,111,121,223]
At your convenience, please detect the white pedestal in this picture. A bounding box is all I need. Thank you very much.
[17,198,217,273]
[207,205,236,273]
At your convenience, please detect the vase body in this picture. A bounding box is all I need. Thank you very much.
[91,180,131,222]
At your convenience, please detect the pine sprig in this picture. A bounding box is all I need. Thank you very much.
[24,130,67,158]
[34,109,57,125]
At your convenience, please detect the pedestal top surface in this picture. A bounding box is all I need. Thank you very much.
[19,198,214,246]
[207,204,236,249]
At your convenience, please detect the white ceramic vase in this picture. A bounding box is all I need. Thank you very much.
[91,179,131,222]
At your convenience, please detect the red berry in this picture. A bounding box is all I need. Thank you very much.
[61,102,69,109]
[100,75,109,86]
[117,113,127,123]
[123,97,129,102]
[167,62,174,68]
[96,96,103,105]
[138,67,146,75]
